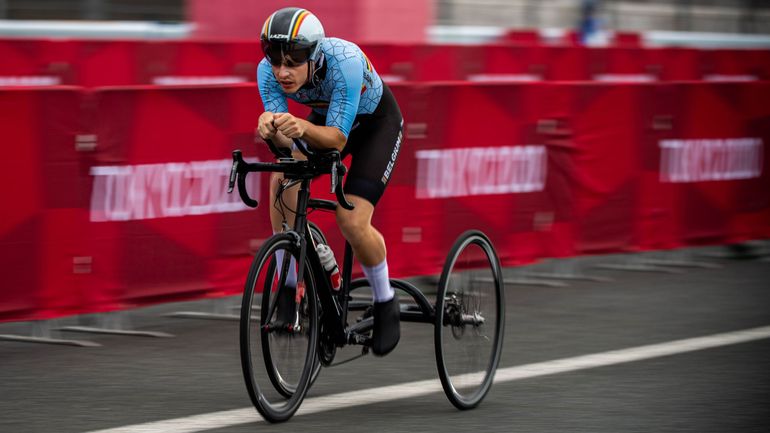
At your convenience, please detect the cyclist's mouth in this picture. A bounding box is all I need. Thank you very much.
[279,81,295,90]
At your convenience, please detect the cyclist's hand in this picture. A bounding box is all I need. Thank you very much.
[273,113,307,139]
[258,112,277,140]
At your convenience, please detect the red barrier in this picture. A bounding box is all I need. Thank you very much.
[499,30,541,45]
[588,47,656,81]
[0,87,84,321]
[646,48,700,81]
[3,38,769,85]
[390,81,769,264]
[80,84,270,312]
[1,81,768,323]
[672,83,770,243]
[74,40,144,86]
[477,45,550,81]
[140,41,260,85]
[547,46,591,81]
[0,39,77,85]
[383,83,578,271]
[569,84,647,251]
[699,49,770,81]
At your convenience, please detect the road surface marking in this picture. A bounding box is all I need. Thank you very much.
[85,325,770,433]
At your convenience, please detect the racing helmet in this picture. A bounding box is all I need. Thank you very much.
[260,7,325,67]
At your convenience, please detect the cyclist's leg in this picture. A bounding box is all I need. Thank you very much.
[336,195,400,356]
[336,85,404,355]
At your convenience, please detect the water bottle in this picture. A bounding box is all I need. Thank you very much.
[316,243,341,291]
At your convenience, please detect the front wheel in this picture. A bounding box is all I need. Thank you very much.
[434,230,505,410]
[240,233,318,423]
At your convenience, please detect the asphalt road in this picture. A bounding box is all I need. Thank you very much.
[1,248,769,433]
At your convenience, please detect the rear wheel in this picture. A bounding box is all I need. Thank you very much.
[434,230,504,410]
[240,234,318,422]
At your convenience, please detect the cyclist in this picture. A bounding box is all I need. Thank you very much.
[256,7,403,356]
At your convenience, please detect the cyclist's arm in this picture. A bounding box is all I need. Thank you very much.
[306,124,347,151]
[257,60,293,150]
[276,114,348,152]
[298,57,365,151]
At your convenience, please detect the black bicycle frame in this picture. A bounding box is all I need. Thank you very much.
[289,178,351,347]
[229,139,436,349]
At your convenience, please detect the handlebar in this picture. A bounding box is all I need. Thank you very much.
[227,137,355,211]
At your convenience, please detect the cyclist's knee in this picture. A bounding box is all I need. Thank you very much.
[336,211,360,236]
[336,210,369,241]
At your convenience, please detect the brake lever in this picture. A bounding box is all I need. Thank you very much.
[334,162,355,210]
[227,158,238,193]
[228,150,258,208]
[330,158,339,193]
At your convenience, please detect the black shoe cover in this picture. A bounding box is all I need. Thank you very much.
[372,296,400,356]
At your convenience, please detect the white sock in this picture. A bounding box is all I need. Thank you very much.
[274,249,297,288]
[362,259,394,303]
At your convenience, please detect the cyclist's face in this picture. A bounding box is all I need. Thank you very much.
[272,59,309,94]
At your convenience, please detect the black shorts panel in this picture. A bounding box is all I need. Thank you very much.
[306,84,403,206]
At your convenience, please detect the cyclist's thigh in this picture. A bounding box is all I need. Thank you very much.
[343,115,403,207]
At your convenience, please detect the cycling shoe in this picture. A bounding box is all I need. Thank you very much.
[372,295,400,356]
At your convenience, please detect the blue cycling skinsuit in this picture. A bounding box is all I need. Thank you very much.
[257,37,403,206]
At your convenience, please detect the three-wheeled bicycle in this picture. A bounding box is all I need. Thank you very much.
[228,138,504,422]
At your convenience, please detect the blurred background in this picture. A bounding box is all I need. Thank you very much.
[0,0,768,336]
[0,0,769,41]
[1,1,769,432]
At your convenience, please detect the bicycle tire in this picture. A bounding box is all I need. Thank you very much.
[434,230,504,410]
[262,221,327,396]
[240,234,318,422]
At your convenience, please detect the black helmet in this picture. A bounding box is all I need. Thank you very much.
[260,7,325,66]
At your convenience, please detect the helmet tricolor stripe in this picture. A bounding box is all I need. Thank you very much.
[261,13,274,38]
[290,10,311,39]
[261,7,305,40]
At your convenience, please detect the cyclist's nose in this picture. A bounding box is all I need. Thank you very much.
[277,65,292,78]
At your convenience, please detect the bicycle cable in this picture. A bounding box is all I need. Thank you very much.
[273,179,297,226]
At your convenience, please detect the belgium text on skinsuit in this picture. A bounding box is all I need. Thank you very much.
[89,159,261,222]
[415,145,547,199]
[659,138,764,183]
